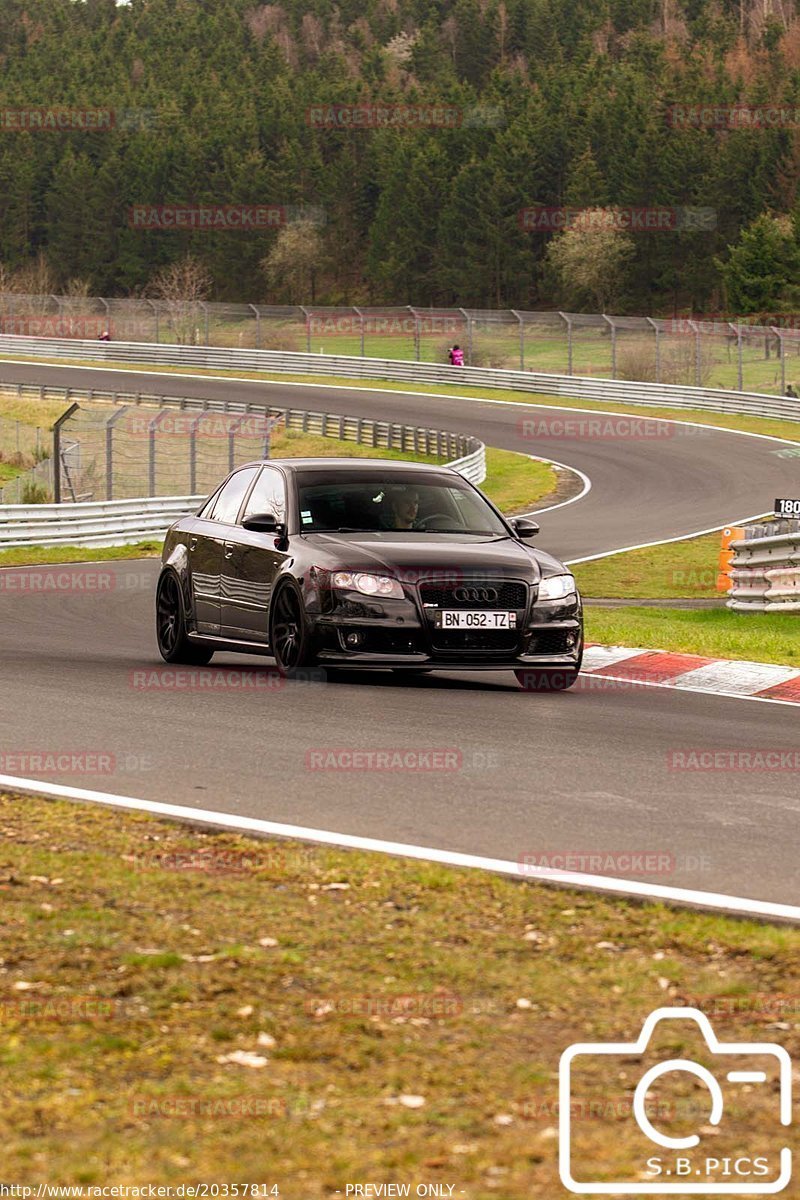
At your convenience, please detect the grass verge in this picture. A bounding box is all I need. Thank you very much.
[573,532,723,599]
[585,605,800,666]
[0,791,797,1194]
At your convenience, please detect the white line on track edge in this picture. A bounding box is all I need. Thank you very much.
[1,774,798,924]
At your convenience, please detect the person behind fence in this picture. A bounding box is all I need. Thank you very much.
[786,383,798,398]
[448,344,464,366]
[98,329,111,341]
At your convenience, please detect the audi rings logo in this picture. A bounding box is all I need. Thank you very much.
[453,586,499,604]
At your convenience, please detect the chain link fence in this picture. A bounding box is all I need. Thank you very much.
[0,380,483,505]
[0,414,50,504]
[3,293,800,394]
[54,406,280,504]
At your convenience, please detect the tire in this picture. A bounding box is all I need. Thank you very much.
[269,582,315,676]
[156,571,214,666]
[515,667,580,692]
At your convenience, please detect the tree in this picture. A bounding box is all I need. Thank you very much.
[563,147,607,207]
[715,214,800,315]
[260,221,324,303]
[545,209,635,310]
[148,254,213,344]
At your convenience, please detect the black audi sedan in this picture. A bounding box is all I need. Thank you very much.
[156,458,583,690]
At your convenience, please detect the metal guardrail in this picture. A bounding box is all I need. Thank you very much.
[727,524,800,613]
[3,294,800,392]
[0,383,486,546]
[2,333,800,423]
[0,495,204,549]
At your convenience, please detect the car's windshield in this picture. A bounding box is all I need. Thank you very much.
[295,470,508,535]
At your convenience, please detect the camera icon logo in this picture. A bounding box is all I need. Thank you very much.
[559,1007,792,1194]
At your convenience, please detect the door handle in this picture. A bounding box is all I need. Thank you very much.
[224,544,234,559]
[189,537,198,551]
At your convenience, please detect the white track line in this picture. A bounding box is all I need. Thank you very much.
[1,774,798,923]
[566,512,770,565]
[520,454,592,515]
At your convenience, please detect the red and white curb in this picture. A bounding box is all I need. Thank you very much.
[581,644,800,704]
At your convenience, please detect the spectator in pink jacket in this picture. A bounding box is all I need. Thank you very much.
[448,344,464,366]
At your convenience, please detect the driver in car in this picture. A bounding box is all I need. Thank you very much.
[382,486,420,530]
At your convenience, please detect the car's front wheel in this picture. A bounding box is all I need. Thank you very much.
[156,571,214,665]
[514,668,580,692]
[269,582,315,676]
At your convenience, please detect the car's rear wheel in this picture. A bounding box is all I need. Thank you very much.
[515,667,580,692]
[269,582,315,676]
[156,572,214,665]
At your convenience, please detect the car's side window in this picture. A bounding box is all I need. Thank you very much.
[242,466,286,524]
[206,467,260,525]
[197,483,226,519]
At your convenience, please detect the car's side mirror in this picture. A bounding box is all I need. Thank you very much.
[242,512,286,537]
[511,517,540,539]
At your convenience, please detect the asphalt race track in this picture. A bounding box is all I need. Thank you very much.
[1,359,799,913]
[2,359,799,559]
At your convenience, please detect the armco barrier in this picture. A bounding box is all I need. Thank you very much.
[727,524,800,613]
[3,333,800,423]
[0,495,203,549]
[0,388,486,546]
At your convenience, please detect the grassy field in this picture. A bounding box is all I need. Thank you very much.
[0,390,58,486]
[0,790,797,1195]
[585,605,800,666]
[573,533,724,598]
[89,318,800,394]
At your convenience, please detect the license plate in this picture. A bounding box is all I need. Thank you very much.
[435,610,516,629]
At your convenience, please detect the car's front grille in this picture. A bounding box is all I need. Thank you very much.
[419,580,528,609]
[419,578,527,654]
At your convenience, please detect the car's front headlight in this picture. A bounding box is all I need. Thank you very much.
[538,573,577,600]
[331,571,404,599]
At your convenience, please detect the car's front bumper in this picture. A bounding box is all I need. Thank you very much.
[307,588,583,671]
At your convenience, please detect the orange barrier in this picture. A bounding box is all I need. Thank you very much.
[718,526,744,592]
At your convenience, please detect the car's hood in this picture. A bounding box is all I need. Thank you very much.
[301,532,564,578]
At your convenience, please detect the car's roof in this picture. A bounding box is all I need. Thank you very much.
[239,458,457,473]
